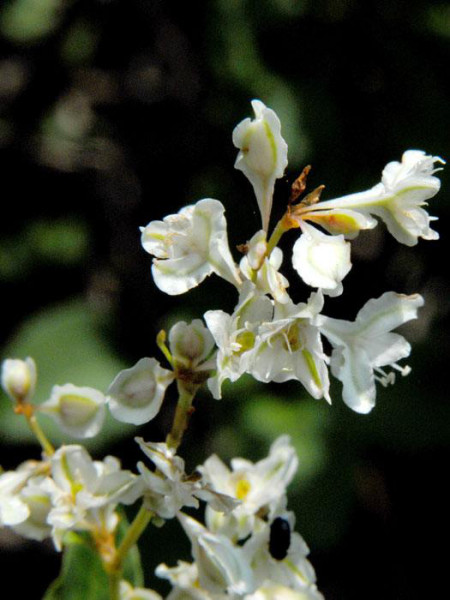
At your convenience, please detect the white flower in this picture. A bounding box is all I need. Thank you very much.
[204,282,273,399]
[233,100,288,231]
[178,512,255,596]
[136,439,237,520]
[51,446,138,507]
[243,520,323,599]
[48,446,139,549]
[107,358,174,425]
[12,475,54,541]
[0,465,34,527]
[39,383,106,438]
[318,291,424,413]
[240,230,289,304]
[141,198,241,295]
[1,357,37,404]
[314,150,444,246]
[199,436,298,541]
[156,561,210,600]
[292,222,351,297]
[168,320,216,375]
[251,293,330,402]
[136,439,200,519]
[0,460,52,538]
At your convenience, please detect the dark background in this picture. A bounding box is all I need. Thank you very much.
[0,1,449,598]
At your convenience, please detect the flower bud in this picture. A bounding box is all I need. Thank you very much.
[168,319,216,373]
[302,208,377,239]
[233,100,288,231]
[39,383,106,438]
[1,357,37,404]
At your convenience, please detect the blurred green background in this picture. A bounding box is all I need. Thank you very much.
[0,1,449,598]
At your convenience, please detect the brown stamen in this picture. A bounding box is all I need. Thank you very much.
[290,165,311,203]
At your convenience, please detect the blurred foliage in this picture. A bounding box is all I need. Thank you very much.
[0,0,449,598]
[0,299,132,449]
[1,0,68,44]
[0,218,89,280]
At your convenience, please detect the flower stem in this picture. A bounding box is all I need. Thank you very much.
[107,505,153,598]
[267,215,291,256]
[116,505,153,565]
[14,403,54,456]
[29,413,55,456]
[108,569,121,600]
[166,380,198,451]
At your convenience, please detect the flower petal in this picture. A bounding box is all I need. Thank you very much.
[292,223,351,296]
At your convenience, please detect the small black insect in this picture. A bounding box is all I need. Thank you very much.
[269,516,291,560]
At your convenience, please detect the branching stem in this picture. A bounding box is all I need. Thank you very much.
[166,380,198,451]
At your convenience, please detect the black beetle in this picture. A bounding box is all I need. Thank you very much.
[269,516,291,560]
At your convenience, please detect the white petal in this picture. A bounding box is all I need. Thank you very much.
[354,292,424,336]
[152,253,214,295]
[107,358,174,425]
[39,384,106,439]
[331,346,376,414]
[292,223,351,296]
[142,199,239,295]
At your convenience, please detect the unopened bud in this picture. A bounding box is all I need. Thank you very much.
[233,100,288,231]
[1,358,37,404]
[168,320,216,372]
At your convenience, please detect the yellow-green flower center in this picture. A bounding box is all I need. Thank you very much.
[235,330,256,354]
[284,323,302,352]
[236,478,251,500]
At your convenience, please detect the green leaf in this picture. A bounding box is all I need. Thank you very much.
[43,537,110,600]
[44,514,144,599]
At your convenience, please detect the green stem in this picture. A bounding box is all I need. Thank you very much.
[108,569,121,600]
[266,217,290,256]
[107,505,153,598]
[26,411,55,456]
[116,505,153,567]
[166,380,198,451]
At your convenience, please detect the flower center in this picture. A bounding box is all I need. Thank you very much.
[234,330,256,354]
[283,323,303,353]
[235,478,251,500]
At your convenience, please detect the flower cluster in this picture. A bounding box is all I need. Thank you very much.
[0,427,320,598]
[139,100,441,413]
[0,100,443,599]
[0,445,139,551]
[157,437,322,599]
